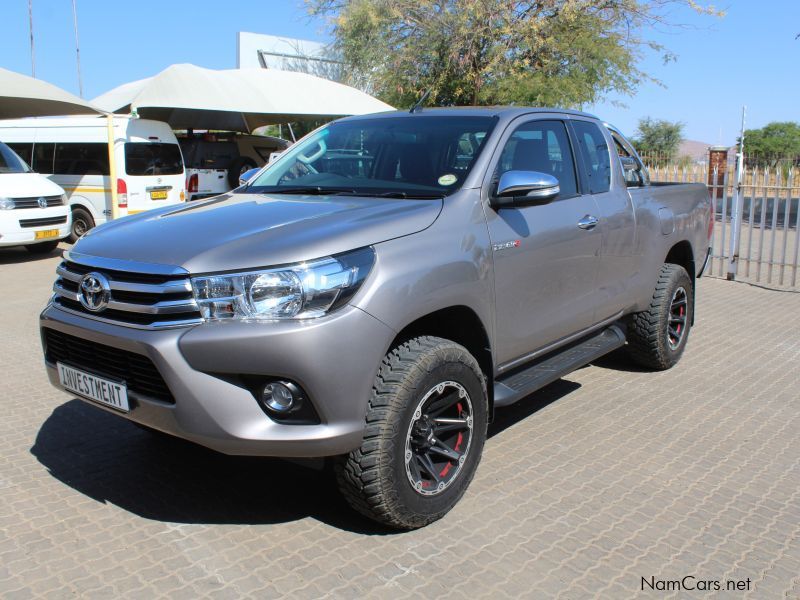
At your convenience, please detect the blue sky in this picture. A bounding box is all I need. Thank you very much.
[1,0,797,144]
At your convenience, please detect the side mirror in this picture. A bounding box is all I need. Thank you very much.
[239,167,260,187]
[491,171,560,208]
[620,156,639,172]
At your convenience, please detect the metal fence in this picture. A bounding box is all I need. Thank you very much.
[640,152,800,171]
[646,163,800,289]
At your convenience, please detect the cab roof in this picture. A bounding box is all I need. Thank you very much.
[340,106,601,123]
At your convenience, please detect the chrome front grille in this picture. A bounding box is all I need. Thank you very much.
[12,195,64,209]
[52,260,203,329]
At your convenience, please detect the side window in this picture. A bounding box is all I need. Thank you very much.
[53,143,110,176]
[611,135,645,187]
[572,121,611,194]
[6,143,33,166]
[31,142,55,174]
[496,120,578,198]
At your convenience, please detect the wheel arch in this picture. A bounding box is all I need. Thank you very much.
[386,305,495,416]
[664,240,696,323]
[68,197,101,223]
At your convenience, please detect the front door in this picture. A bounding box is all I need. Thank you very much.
[486,118,602,368]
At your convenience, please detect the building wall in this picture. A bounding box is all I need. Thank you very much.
[236,32,342,81]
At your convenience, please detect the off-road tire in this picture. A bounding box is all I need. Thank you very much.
[626,263,693,370]
[336,336,488,530]
[25,240,59,254]
[70,207,95,243]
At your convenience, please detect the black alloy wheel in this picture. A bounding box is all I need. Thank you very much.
[667,286,688,350]
[404,380,474,496]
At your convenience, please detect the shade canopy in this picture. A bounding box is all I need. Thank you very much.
[0,67,104,118]
[92,63,393,132]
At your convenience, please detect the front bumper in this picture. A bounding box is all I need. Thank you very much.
[0,220,70,247]
[40,303,396,457]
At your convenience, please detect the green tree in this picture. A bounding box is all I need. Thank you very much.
[307,0,720,109]
[740,122,800,167]
[633,117,684,164]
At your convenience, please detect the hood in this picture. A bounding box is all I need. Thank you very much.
[0,172,65,197]
[73,192,443,273]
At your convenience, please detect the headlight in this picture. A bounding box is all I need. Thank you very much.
[191,247,374,322]
[0,197,15,210]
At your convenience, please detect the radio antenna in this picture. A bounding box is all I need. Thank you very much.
[409,90,431,114]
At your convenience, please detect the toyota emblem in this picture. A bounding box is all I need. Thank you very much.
[78,272,111,312]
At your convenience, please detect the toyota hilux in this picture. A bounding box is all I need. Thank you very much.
[40,107,712,529]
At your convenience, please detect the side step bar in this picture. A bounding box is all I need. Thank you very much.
[493,325,626,408]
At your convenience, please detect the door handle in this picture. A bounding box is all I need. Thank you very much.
[577,215,599,230]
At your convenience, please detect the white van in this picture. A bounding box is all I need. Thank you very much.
[0,141,71,253]
[0,116,186,242]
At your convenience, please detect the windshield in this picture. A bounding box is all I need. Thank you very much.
[243,116,497,197]
[125,143,184,176]
[0,142,31,174]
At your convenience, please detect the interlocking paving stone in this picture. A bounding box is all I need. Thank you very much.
[1,243,798,599]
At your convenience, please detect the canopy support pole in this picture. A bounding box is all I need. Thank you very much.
[106,114,119,220]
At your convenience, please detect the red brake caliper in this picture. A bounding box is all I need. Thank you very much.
[439,402,464,477]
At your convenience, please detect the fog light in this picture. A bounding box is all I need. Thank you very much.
[261,381,299,413]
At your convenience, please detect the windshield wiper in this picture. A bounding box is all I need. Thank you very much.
[263,186,358,196]
[377,191,446,199]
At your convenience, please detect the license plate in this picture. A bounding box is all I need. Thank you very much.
[35,229,59,240]
[57,362,129,412]
[150,190,168,200]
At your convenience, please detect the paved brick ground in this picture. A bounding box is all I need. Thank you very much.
[2,243,799,599]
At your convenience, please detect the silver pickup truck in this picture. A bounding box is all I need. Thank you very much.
[40,108,712,529]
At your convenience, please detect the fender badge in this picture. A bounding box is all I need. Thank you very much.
[492,240,521,251]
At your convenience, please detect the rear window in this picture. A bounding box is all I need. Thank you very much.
[125,143,183,176]
[179,139,238,169]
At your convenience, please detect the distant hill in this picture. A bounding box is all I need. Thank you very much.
[678,140,712,161]
[638,140,739,165]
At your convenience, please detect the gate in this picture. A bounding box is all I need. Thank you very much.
[646,163,800,289]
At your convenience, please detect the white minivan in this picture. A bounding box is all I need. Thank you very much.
[0,116,186,242]
[0,141,71,253]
